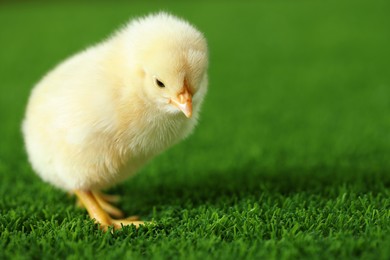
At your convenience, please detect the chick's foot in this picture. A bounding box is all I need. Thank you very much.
[74,190,144,231]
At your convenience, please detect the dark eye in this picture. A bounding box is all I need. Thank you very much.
[155,78,165,88]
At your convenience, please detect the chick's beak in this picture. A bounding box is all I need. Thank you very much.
[169,87,193,118]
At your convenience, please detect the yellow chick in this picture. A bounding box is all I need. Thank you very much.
[22,12,208,230]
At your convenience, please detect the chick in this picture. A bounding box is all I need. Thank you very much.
[22,12,208,230]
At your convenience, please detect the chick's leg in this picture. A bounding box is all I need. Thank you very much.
[94,191,121,203]
[75,191,141,220]
[74,191,124,217]
[92,191,124,218]
[74,190,144,231]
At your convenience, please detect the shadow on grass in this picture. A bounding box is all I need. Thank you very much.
[116,159,390,214]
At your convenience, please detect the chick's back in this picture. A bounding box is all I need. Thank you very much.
[23,45,121,189]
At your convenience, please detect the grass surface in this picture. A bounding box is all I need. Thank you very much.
[1,1,390,259]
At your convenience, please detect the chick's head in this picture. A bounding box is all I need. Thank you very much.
[142,48,207,118]
[125,13,208,118]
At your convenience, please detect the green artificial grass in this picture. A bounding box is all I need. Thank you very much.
[1,0,390,259]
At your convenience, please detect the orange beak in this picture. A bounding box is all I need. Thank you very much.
[170,87,193,118]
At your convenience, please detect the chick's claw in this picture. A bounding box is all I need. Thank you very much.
[75,190,144,231]
[110,219,145,230]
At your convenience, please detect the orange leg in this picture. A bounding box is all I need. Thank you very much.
[74,190,144,231]
[92,191,124,218]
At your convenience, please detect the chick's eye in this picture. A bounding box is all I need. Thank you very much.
[155,79,165,88]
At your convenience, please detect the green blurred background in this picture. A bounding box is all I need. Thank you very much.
[1,0,390,169]
[1,0,390,259]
